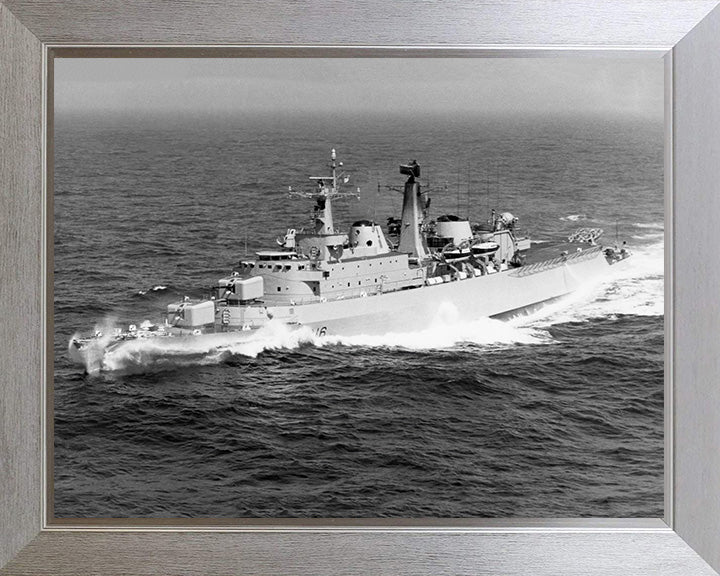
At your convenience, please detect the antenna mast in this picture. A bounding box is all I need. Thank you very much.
[287,148,359,235]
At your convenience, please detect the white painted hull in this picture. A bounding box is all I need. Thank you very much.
[71,247,618,371]
[280,249,612,336]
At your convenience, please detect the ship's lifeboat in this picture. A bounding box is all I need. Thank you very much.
[471,241,500,257]
[442,241,472,261]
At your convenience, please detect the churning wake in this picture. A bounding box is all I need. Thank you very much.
[323,304,551,350]
[74,313,550,375]
[559,213,589,222]
[517,236,663,327]
[73,320,318,374]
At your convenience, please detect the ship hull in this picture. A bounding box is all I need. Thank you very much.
[71,246,619,371]
[283,247,612,336]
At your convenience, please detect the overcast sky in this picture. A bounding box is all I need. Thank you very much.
[55,58,663,119]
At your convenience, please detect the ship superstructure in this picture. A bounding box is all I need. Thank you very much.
[70,149,630,362]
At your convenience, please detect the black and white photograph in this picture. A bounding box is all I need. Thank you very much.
[53,57,664,518]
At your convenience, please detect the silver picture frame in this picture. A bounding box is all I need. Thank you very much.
[2,1,720,574]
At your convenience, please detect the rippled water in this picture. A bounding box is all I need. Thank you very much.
[53,112,664,517]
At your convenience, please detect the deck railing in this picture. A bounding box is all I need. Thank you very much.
[509,245,603,278]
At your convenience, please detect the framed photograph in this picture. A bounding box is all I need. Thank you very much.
[49,55,668,523]
[2,1,720,575]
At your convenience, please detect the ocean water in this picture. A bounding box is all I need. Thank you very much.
[53,112,664,518]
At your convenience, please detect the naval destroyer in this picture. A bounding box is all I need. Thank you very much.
[70,149,629,364]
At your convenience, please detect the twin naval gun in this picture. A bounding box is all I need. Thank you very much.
[70,150,630,364]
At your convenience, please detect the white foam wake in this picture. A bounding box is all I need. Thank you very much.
[322,302,551,350]
[76,306,552,373]
[515,238,664,327]
[93,321,318,373]
[635,222,664,230]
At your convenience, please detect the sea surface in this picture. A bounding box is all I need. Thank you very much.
[53,112,664,518]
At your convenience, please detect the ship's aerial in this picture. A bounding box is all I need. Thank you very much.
[70,149,630,366]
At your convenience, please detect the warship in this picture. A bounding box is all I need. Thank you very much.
[69,149,630,365]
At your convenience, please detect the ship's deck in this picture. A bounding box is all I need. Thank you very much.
[522,240,599,265]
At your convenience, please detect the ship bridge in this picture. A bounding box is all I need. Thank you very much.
[255,250,298,261]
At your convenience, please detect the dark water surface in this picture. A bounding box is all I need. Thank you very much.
[54,112,664,517]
